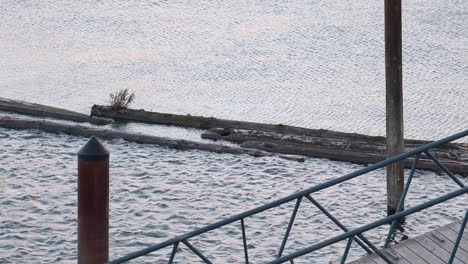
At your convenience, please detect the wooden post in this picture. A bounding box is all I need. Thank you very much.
[385,0,404,215]
[78,136,109,263]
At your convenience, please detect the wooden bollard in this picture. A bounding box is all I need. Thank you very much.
[78,136,109,263]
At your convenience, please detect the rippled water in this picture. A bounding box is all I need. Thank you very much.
[0,0,467,140]
[1,128,466,263]
[0,1,467,262]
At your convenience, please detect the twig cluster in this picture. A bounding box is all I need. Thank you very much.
[109,88,135,110]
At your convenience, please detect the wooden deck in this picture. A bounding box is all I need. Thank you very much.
[349,220,468,264]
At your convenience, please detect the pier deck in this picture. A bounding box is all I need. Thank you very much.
[349,221,468,264]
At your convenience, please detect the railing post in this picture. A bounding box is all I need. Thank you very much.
[385,0,404,216]
[78,136,109,263]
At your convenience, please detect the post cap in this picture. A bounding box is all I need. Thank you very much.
[78,136,109,161]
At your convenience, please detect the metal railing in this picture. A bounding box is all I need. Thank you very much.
[108,130,468,264]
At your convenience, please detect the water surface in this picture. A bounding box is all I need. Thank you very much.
[0,0,466,140]
[1,128,466,263]
[0,1,467,262]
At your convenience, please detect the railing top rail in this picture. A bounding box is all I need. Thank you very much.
[108,129,468,263]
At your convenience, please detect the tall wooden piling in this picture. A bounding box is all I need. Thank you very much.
[78,136,109,263]
[385,0,405,215]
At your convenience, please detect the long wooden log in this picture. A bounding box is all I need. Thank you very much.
[202,128,467,160]
[222,128,468,174]
[239,141,467,175]
[91,105,461,149]
[0,116,277,158]
[0,97,112,125]
[91,105,302,132]
[91,105,400,142]
[90,105,468,175]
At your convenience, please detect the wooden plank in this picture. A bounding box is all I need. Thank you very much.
[350,245,418,264]
[437,225,468,253]
[413,233,464,264]
[426,232,468,261]
[385,248,411,264]
[448,221,468,235]
[367,254,387,264]
[441,224,468,251]
[367,251,397,264]
[389,242,429,264]
[397,239,444,264]
[435,229,468,256]
[356,256,378,264]
[351,222,468,264]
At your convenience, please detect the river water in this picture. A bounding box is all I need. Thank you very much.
[1,128,467,263]
[0,0,467,263]
[0,0,467,140]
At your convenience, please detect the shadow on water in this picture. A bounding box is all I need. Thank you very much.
[388,217,410,244]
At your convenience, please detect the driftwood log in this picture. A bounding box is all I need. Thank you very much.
[0,116,306,160]
[206,128,468,175]
[91,105,399,141]
[91,105,459,146]
[91,105,468,175]
[240,141,467,175]
[0,97,112,125]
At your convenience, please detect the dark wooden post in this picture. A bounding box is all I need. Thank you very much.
[385,0,404,215]
[78,136,109,263]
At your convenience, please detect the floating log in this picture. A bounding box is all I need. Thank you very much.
[91,105,400,142]
[90,105,468,175]
[0,116,287,159]
[91,105,460,149]
[239,141,467,175]
[204,128,467,158]
[212,128,468,175]
[0,97,112,125]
